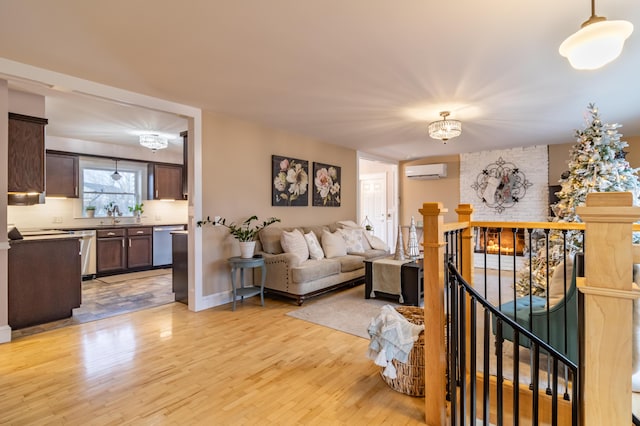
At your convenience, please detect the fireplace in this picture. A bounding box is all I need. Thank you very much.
[475,228,526,256]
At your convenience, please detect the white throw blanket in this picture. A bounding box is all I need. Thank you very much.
[367,305,424,379]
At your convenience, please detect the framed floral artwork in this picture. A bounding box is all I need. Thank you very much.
[312,162,341,207]
[272,155,309,206]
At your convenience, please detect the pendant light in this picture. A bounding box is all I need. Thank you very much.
[428,111,462,142]
[559,0,633,70]
[111,160,122,181]
[139,134,169,152]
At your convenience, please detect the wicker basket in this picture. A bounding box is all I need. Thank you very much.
[380,306,425,397]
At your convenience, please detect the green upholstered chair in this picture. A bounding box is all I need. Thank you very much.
[494,253,582,364]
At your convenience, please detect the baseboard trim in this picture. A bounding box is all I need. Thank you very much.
[0,325,12,343]
[195,290,233,311]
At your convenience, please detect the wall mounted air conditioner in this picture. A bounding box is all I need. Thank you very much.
[405,163,447,180]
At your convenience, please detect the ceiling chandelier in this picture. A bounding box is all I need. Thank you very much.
[111,159,122,181]
[139,134,169,152]
[559,0,633,70]
[428,111,462,142]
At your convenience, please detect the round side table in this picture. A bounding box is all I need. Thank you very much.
[228,256,266,311]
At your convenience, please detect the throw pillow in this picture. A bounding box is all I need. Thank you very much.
[365,232,389,251]
[337,220,360,229]
[547,256,574,307]
[280,229,309,266]
[259,226,284,254]
[338,228,365,253]
[321,229,347,258]
[304,231,325,260]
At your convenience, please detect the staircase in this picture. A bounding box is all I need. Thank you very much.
[420,193,640,425]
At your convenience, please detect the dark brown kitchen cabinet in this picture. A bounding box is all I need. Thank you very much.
[46,151,79,197]
[97,229,127,274]
[97,227,153,274]
[148,163,184,200]
[8,113,48,193]
[8,237,81,329]
[127,227,152,269]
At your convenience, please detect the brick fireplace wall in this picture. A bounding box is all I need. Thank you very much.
[460,145,549,269]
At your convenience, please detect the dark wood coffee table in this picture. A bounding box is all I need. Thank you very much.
[364,258,423,306]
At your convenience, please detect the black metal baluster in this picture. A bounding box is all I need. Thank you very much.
[513,328,520,426]
[459,285,467,423]
[483,308,490,426]
[552,358,559,426]
[544,228,552,395]
[445,249,451,402]
[497,228,503,308]
[532,343,540,426]
[528,228,534,388]
[562,229,570,401]
[496,318,504,426]
[450,274,458,425]
[483,227,488,299]
[470,298,477,424]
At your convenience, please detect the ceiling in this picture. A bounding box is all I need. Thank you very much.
[0,0,639,161]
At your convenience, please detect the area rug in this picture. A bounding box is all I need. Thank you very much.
[286,285,399,339]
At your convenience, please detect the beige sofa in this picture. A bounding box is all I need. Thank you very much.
[255,222,389,305]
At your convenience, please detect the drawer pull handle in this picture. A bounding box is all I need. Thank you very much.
[136,231,144,234]
[107,232,116,236]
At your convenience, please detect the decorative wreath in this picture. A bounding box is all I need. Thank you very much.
[471,157,532,213]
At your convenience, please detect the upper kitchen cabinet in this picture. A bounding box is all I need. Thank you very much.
[46,151,79,198]
[8,113,48,204]
[148,163,184,200]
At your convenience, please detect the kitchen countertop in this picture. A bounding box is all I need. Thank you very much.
[10,233,82,243]
[37,223,187,231]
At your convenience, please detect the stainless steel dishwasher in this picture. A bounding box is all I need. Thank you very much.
[153,225,185,266]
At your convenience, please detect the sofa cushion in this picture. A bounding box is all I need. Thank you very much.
[365,232,389,251]
[337,220,360,229]
[302,225,330,240]
[322,229,347,258]
[260,227,285,254]
[281,229,309,266]
[352,248,389,260]
[291,259,341,284]
[338,228,365,253]
[337,254,366,272]
[548,256,573,307]
[304,231,325,260]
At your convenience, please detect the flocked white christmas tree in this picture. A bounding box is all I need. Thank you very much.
[515,103,640,296]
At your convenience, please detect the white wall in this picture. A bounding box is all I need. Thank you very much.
[460,145,549,270]
[460,145,549,221]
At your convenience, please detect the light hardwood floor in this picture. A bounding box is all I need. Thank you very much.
[0,294,425,425]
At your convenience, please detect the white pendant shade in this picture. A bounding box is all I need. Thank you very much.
[560,19,633,70]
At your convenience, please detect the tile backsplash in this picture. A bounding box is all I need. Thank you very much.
[8,198,188,230]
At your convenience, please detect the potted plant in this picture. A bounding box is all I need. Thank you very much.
[197,215,280,258]
[129,203,144,223]
[85,205,96,218]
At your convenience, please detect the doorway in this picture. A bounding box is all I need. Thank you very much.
[358,156,398,249]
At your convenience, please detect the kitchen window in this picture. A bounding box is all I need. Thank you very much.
[79,157,147,217]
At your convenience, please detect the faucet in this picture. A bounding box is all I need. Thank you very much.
[111,205,121,225]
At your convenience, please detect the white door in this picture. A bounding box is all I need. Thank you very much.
[360,173,388,245]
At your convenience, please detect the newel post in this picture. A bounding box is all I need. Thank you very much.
[576,192,640,425]
[456,204,474,285]
[420,202,448,425]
